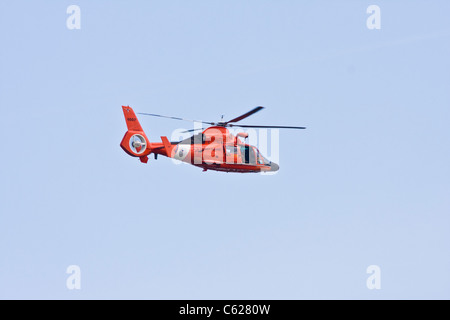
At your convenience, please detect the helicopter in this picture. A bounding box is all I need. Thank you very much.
[120,106,305,173]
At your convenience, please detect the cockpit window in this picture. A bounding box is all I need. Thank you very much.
[255,148,271,165]
[258,154,264,165]
[240,145,256,164]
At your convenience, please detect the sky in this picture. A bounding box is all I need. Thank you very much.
[0,1,449,299]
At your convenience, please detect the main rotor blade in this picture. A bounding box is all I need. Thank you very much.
[226,106,265,124]
[138,112,215,125]
[181,128,204,133]
[228,124,306,129]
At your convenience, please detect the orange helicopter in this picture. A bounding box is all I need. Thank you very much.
[120,106,305,173]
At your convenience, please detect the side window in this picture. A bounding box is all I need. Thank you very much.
[240,146,249,164]
[226,146,233,155]
[240,145,256,164]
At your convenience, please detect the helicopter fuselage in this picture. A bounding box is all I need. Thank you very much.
[120,107,279,173]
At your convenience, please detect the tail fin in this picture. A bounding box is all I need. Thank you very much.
[122,106,144,132]
[120,106,152,162]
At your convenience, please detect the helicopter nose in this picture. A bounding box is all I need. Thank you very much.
[270,162,279,172]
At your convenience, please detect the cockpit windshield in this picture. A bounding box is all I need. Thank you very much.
[255,148,271,165]
[240,145,271,165]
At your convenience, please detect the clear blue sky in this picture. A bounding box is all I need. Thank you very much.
[1,1,449,299]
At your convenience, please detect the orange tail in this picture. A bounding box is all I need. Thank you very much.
[120,106,152,162]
